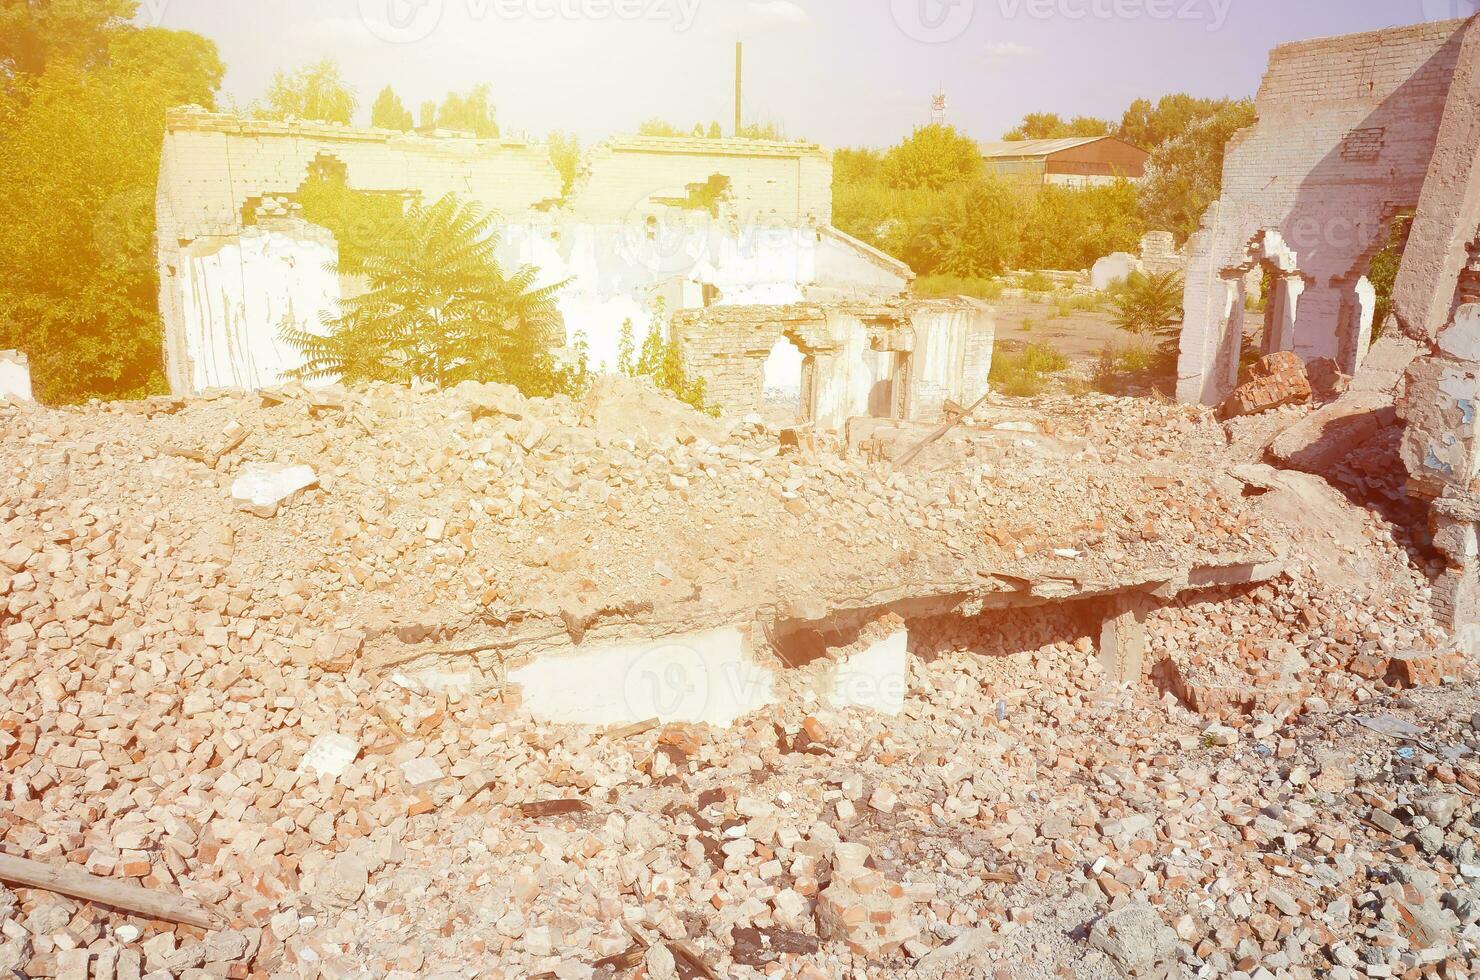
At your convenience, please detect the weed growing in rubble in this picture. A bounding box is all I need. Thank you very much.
[616,307,716,416]
[282,194,570,393]
[990,342,1068,397]
[1111,270,1185,335]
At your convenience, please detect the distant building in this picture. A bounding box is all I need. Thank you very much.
[981,136,1149,187]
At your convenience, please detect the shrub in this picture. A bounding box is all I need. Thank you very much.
[282,194,569,393]
[619,306,715,415]
[1020,271,1055,292]
[913,275,1004,300]
[906,178,1021,278]
[1111,270,1185,335]
[990,342,1068,396]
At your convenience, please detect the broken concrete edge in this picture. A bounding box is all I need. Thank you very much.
[354,554,1286,727]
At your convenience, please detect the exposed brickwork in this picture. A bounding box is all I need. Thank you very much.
[671,300,995,429]
[1176,17,1475,405]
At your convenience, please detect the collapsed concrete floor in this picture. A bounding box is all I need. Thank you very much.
[1,377,1478,978]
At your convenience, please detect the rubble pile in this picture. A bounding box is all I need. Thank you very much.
[1,377,1477,977]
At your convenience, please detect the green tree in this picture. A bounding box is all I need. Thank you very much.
[282,195,566,392]
[370,85,413,131]
[1111,271,1185,334]
[906,178,1021,277]
[1018,180,1144,270]
[419,99,436,129]
[1138,100,1256,241]
[0,0,136,78]
[737,121,785,140]
[1117,94,1244,151]
[0,22,224,403]
[294,166,410,275]
[434,84,497,137]
[1003,112,1112,140]
[637,118,685,137]
[257,59,356,124]
[882,124,982,191]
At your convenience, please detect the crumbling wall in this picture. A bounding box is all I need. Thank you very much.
[670,299,994,431]
[174,219,341,393]
[1391,17,1480,626]
[1175,18,1472,405]
[155,110,888,393]
[0,349,33,402]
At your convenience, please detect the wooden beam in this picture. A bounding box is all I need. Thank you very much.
[0,853,219,930]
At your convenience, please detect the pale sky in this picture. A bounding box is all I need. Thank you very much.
[142,0,1479,148]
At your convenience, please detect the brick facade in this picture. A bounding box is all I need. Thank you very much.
[1175,17,1475,405]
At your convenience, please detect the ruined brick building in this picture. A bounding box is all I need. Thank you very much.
[1176,16,1478,404]
[154,110,993,428]
[1176,14,1480,625]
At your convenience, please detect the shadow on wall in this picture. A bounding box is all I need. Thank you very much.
[1179,22,1470,404]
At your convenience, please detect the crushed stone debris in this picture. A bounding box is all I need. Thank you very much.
[2,376,1479,977]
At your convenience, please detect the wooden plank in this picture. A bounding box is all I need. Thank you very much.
[0,853,219,929]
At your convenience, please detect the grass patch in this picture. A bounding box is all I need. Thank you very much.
[1020,271,1055,293]
[991,342,1069,397]
[914,275,1005,300]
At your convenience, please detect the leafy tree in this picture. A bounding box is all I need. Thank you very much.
[257,59,356,124]
[707,121,722,138]
[1003,112,1112,140]
[419,99,436,129]
[434,84,497,137]
[1138,100,1256,241]
[906,178,1021,278]
[1111,271,1185,334]
[737,121,785,141]
[294,166,411,275]
[547,131,581,197]
[0,0,136,79]
[833,147,882,186]
[282,195,566,392]
[370,85,412,131]
[1117,94,1245,151]
[637,118,686,137]
[1018,180,1144,271]
[882,124,981,191]
[0,22,224,403]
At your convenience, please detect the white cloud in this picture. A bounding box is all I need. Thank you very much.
[983,42,1040,60]
[747,0,813,27]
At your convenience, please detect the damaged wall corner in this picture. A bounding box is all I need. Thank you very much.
[669,297,994,431]
[1175,17,1476,406]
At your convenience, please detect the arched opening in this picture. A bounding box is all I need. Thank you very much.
[762,336,806,424]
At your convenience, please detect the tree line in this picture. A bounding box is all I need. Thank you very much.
[833,95,1255,283]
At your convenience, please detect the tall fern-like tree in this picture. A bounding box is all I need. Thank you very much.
[282,194,566,391]
[1111,271,1185,335]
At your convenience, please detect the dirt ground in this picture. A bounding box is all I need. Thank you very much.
[991,295,1128,365]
